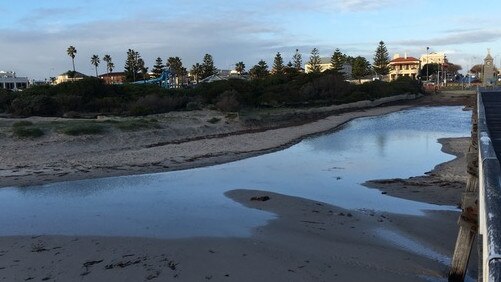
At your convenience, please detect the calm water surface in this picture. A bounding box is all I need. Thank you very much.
[0,106,471,238]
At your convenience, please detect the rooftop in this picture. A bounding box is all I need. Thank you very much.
[389,57,420,64]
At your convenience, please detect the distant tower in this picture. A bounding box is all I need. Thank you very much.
[483,49,495,86]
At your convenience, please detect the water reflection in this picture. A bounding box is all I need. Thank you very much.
[0,107,471,238]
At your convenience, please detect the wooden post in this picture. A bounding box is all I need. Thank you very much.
[449,176,478,281]
[449,103,479,281]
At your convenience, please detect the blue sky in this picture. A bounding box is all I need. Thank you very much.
[1,0,500,79]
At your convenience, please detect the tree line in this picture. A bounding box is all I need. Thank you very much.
[0,41,421,117]
[1,71,422,117]
[64,41,391,84]
[66,46,218,84]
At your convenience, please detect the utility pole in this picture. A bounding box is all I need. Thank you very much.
[426,47,430,81]
[444,55,447,87]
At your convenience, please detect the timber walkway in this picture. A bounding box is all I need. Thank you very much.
[450,88,501,281]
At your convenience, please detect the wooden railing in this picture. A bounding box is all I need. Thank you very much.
[450,88,501,281]
[477,89,501,281]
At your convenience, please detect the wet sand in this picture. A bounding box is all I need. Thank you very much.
[0,190,467,282]
[365,137,470,206]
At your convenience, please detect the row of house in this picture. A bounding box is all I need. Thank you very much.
[0,51,466,90]
[53,71,127,84]
[303,52,449,82]
[0,70,128,89]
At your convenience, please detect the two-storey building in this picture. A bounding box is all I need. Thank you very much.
[388,54,421,81]
[98,72,126,84]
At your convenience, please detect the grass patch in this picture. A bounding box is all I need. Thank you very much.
[59,123,105,136]
[225,112,239,120]
[207,117,221,124]
[113,118,161,131]
[12,126,44,138]
[13,120,34,127]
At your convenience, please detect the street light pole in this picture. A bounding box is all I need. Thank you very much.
[426,47,430,81]
[444,55,447,87]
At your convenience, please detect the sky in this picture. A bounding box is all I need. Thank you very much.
[1,0,500,80]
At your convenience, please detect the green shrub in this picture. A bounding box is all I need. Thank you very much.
[1,71,424,117]
[10,95,60,116]
[128,94,189,116]
[207,117,221,124]
[185,101,201,111]
[225,112,239,120]
[12,126,44,138]
[12,121,34,127]
[60,123,104,136]
[0,89,14,112]
[215,90,240,112]
[389,76,422,94]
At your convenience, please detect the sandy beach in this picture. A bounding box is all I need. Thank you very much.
[0,91,477,281]
[0,193,464,282]
[0,92,473,189]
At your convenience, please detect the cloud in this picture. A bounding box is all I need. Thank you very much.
[394,30,501,47]
[442,27,482,34]
[335,0,397,11]
[274,0,398,12]
[0,15,291,79]
[18,7,83,26]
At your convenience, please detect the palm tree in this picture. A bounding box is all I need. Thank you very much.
[102,54,113,74]
[235,61,245,75]
[107,62,115,73]
[67,46,77,73]
[91,54,100,77]
[191,63,203,83]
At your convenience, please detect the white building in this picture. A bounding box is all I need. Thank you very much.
[54,71,87,84]
[304,58,352,79]
[420,52,446,67]
[0,71,29,90]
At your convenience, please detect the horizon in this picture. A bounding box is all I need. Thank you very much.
[2,0,500,80]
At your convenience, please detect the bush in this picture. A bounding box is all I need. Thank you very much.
[55,95,84,113]
[128,94,189,116]
[59,123,104,136]
[389,76,422,94]
[10,95,60,116]
[207,117,221,124]
[1,71,424,117]
[185,101,201,111]
[12,126,44,138]
[215,90,240,112]
[12,120,34,127]
[0,89,14,112]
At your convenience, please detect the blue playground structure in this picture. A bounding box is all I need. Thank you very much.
[132,69,172,88]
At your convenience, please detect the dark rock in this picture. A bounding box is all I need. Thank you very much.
[250,196,270,201]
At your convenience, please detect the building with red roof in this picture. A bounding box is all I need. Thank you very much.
[388,54,421,81]
[98,72,126,84]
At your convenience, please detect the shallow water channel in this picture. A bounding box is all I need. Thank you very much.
[1,106,471,238]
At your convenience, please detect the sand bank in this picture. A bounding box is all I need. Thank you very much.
[0,91,477,281]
